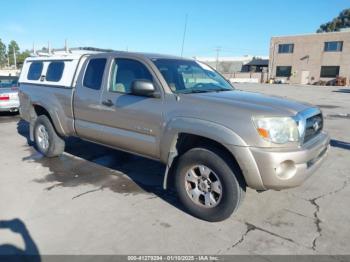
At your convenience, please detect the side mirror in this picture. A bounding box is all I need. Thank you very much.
[131,80,160,98]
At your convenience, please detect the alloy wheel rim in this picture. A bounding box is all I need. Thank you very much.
[37,125,49,151]
[184,165,222,208]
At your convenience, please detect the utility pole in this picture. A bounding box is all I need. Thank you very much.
[32,42,36,55]
[13,47,17,69]
[180,14,188,57]
[215,46,222,70]
[65,39,68,52]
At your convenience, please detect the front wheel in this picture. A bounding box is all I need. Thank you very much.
[33,115,65,157]
[175,147,245,222]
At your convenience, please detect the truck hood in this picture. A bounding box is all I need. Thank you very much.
[184,90,312,116]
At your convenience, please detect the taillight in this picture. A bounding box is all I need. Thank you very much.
[0,95,10,101]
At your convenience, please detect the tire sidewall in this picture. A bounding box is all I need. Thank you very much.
[175,147,242,222]
[34,116,57,156]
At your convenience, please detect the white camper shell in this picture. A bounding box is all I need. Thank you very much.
[19,48,109,88]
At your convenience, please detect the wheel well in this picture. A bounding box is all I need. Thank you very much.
[166,133,246,189]
[33,105,52,120]
[176,133,241,169]
[32,104,58,133]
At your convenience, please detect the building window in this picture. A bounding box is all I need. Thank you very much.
[83,58,107,90]
[46,62,65,82]
[276,66,292,77]
[278,44,294,54]
[324,41,343,52]
[27,62,43,80]
[320,66,340,78]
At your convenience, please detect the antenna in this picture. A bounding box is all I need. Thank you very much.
[180,14,188,57]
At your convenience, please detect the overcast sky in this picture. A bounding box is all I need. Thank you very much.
[0,0,349,57]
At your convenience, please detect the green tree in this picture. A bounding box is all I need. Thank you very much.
[317,9,350,33]
[0,39,7,68]
[17,50,31,67]
[8,40,20,67]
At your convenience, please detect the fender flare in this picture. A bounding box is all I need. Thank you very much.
[29,101,66,138]
[160,117,247,189]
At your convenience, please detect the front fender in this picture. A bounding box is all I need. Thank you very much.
[160,117,266,190]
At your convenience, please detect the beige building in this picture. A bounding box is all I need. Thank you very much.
[269,30,350,85]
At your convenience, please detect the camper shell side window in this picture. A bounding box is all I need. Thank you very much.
[27,62,44,80]
[46,61,65,82]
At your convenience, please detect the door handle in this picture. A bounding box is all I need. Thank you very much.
[102,99,114,107]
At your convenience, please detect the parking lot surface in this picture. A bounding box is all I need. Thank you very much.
[0,84,349,255]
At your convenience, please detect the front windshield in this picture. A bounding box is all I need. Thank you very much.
[153,59,234,94]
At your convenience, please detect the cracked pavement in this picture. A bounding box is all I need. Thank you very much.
[0,84,350,255]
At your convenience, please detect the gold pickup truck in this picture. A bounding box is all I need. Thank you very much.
[18,49,330,221]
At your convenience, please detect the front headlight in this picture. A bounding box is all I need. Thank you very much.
[253,117,299,144]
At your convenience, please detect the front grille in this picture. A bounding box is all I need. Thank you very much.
[304,113,323,143]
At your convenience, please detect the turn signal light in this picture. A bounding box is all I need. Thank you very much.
[257,128,269,139]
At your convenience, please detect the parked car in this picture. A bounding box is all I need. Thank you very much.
[18,49,330,221]
[0,77,20,113]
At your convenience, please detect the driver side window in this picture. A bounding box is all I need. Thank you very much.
[109,58,153,93]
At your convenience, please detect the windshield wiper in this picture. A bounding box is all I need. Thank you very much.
[177,89,212,94]
[191,89,213,93]
[212,88,233,92]
[191,88,233,93]
[177,88,233,94]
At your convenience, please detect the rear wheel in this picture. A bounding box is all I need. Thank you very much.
[33,115,65,157]
[175,147,245,222]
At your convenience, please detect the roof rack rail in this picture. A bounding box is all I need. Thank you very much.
[52,47,115,53]
[31,46,115,57]
[75,47,115,52]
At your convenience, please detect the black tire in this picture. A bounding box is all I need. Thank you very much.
[33,115,65,157]
[175,146,246,222]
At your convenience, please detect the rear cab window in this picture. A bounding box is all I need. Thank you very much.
[83,58,107,90]
[27,62,43,80]
[46,62,65,82]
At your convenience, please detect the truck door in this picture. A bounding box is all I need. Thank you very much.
[73,57,108,142]
[97,57,163,159]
